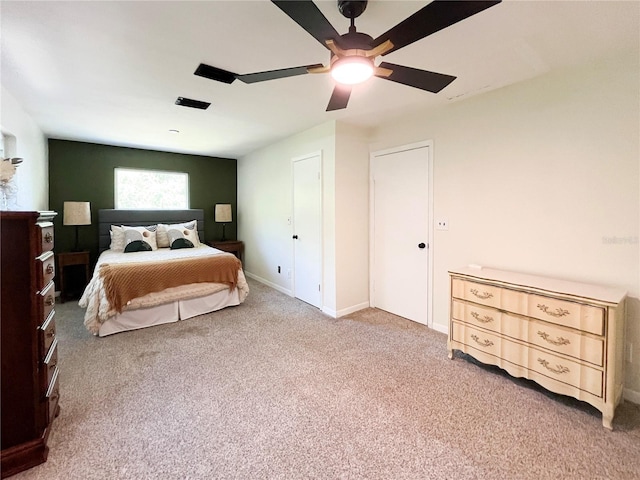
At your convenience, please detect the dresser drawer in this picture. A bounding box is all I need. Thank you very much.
[46,368,60,425]
[452,299,503,333]
[37,251,56,292]
[529,319,604,366]
[452,278,529,314]
[39,223,54,255]
[452,320,513,360]
[530,348,603,398]
[452,299,604,366]
[40,311,56,357]
[451,321,603,397]
[528,294,604,336]
[43,338,59,390]
[39,281,56,323]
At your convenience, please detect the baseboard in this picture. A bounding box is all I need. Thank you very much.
[321,307,337,318]
[624,387,640,405]
[322,301,370,319]
[431,323,448,335]
[244,271,292,297]
[338,302,370,318]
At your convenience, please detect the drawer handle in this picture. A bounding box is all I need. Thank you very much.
[470,334,494,347]
[537,304,570,318]
[45,295,55,306]
[537,358,570,375]
[46,330,55,338]
[470,288,493,300]
[46,264,54,275]
[49,363,57,371]
[537,330,570,346]
[44,232,53,243]
[49,392,59,402]
[470,311,494,323]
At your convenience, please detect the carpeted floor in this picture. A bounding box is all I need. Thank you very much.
[12,278,640,479]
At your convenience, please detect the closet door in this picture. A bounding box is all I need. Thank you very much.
[292,152,322,308]
[371,145,429,325]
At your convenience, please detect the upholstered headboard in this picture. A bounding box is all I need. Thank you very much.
[98,209,205,252]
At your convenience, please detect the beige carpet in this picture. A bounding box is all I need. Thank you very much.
[12,278,640,479]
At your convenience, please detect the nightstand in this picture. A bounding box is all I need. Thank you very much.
[209,240,244,262]
[57,251,90,302]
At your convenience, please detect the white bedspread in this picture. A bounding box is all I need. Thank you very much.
[79,245,249,334]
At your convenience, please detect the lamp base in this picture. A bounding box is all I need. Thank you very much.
[72,225,81,252]
[220,224,227,242]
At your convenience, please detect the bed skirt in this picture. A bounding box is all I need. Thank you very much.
[97,287,241,337]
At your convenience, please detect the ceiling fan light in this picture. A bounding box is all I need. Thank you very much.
[331,56,374,85]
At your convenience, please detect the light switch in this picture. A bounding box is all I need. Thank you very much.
[436,219,449,231]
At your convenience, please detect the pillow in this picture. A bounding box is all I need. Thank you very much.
[157,220,200,248]
[109,225,125,251]
[122,225,158,250]
[167,228,195,250]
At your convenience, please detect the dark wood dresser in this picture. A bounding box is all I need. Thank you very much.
[1,211,60,477]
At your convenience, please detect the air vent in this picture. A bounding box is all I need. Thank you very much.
[194,63,237,84]
[175,97,211,110]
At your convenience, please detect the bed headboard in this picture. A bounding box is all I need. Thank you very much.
[98,209,205,252]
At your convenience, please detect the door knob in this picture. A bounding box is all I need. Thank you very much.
[418,243,426,249]
[293,235,298,239]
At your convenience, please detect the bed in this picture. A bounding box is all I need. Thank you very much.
[79,209,249,337]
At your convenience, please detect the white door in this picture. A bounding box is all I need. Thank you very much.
[371,145,429,325]
[292,153,322,308]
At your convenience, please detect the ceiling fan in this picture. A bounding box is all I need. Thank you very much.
[195,0,501,111]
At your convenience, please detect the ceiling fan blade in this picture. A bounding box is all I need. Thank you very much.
[271,0,340,50]
[194,63,237,84]
[237,64,324,84]
[377,62,456,93]
[372,1,501,56]
[326,85,352,111]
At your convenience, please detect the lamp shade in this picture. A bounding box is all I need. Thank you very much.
[63,201,91,226]
[215,204,232,223]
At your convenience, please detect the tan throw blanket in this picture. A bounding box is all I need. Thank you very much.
[100,254,241,313]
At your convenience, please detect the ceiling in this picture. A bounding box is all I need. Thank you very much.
[1,1,638,159]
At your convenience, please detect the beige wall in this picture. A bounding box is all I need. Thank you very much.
[238,120,371,316]
[334,122,370,315]
[238,121,338,310]
[368,52,640,398]
[1,86,48,210]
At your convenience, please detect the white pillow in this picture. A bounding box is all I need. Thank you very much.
[156,220,200,248]
[167,228,195,249]
[109,225,126,251]
[122,225,158,250]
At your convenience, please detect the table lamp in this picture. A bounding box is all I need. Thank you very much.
[63,201,91,251]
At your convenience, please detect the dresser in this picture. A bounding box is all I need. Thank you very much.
[448,267,626,429]
[1,211,60,477]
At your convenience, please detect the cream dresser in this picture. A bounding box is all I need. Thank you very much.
[448,266,626,429]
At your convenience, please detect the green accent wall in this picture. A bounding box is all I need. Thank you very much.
[48,140,237,264]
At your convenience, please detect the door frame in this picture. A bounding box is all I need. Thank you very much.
[369,140,434,328]
[291,150,323,308]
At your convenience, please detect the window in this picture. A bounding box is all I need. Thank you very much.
[114,168,189,209]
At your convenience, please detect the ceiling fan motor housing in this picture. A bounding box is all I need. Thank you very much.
[338,30,374,50]
[338,0,368,20]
